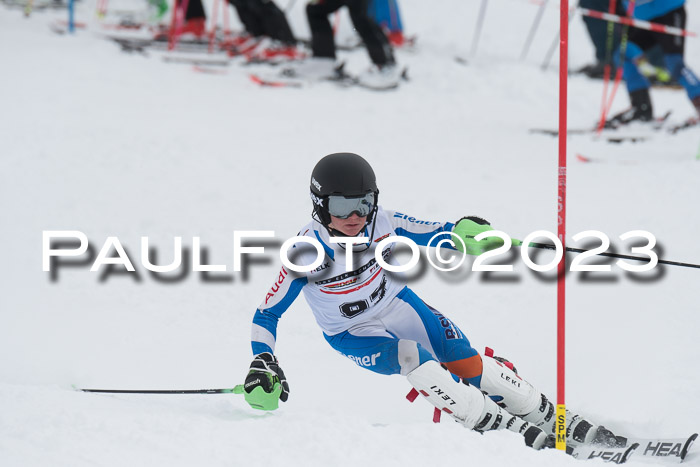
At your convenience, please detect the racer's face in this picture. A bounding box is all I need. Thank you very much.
[329,213,367,237]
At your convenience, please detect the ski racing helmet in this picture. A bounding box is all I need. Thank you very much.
[310,153,380,235]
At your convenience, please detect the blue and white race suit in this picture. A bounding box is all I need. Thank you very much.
[251,207,484,384]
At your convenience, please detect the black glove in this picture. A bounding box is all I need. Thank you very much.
[456,215,490,226]
[246,352,290,402]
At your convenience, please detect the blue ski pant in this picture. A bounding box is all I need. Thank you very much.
[324,287,484,386]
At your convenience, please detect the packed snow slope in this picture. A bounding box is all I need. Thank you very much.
[1,0,699,465]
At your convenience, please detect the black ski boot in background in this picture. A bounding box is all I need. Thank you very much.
[605,88,653,129]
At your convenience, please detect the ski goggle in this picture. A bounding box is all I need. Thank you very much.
[327,193,375,219]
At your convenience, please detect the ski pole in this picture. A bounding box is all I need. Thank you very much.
[470,0,488,57]
[169,0,191,51]
[68,0,75,33]
[521,0,549,61]
[596,0,636,134]
[77,385,245,395]
[513,239,700,269]
[223,0,231,40]
[208,0,219,53]
[597,0,619,133]
[96,0,108,18]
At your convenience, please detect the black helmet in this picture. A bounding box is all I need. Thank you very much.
[310,153,380,231]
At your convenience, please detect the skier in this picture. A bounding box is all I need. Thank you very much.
[606,0,700,127]
[241,152,623,451]
[287,0,400,89]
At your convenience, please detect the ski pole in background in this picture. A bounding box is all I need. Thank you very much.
[222,0,231,40]
[96,0,108,18]
[597,0,619,135]
[521,0,549,61]
[167,0,180,49]
[208,0,220,53]
[24,0,34,17]
[596,0,636,134]
[512,239,700,269]
[470,0,488,57]
[169,0,191,51]
[68,0,75,33]
[541,2,578,70]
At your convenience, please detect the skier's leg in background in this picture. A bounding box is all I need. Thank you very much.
[579,0,620,76]
[655,7,700,114]
[306,0,345,59]
[607,27,654,125]
[228,0,267,37]
[252,0,297,44]
[184,0,206,20]
[345,0,394,66]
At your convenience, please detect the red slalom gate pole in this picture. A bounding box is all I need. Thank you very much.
[556,0,568,453]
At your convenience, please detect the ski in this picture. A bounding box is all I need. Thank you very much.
[531,129,650,143]
[161,54,230,66]
[530,111,672,138]
[249,74,304,88]
[193,65,229,75]
[668,117,699,134]
[567,443,639,464]
[5,0,66,11]
[108,37,215,54]
[249,64,407,91]
[575,153,641,164]
[563,434,697,463]
[626,434,698,462]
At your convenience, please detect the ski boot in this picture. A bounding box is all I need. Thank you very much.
[605,88,653,129]
[407,360,551,450]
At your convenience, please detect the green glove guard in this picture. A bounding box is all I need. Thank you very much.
[235,372,283,411]
[244,383,282,411]
[452,217,505,255]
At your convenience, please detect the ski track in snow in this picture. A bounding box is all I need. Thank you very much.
[1,0,699,465]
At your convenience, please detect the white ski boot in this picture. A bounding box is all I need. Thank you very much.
[407,360,551,450]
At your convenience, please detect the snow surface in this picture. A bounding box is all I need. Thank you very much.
[1,0,699,465]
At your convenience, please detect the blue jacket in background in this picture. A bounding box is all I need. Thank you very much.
[623,0,685,20]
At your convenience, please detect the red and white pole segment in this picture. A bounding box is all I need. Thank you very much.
[580,8,696,37]
[556,0,569,453]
